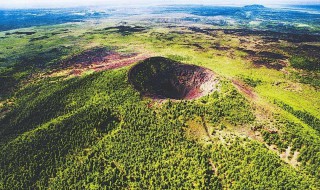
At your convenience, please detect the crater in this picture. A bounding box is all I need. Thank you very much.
[128,57,218,100]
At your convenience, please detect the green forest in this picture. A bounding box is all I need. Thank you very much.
[1,68,319,189]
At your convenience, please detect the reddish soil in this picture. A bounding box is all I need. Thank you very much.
[48,48,150,77]
[92,53,150,72]
[232,79,257,99]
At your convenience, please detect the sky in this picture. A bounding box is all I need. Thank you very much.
[0,0,319,9]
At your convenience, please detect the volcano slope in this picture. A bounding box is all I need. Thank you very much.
[0,17,320,189]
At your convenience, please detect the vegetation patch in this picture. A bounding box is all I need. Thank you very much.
[275,100,320,133]
[102,25,147,36]
[290,56,320,71]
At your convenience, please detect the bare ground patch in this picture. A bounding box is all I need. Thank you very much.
[47,47,150,77]
[232,79,257,99]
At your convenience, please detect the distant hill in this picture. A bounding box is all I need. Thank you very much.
[243,4,266,9]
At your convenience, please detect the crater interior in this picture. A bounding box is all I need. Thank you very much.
[128,57,218,100]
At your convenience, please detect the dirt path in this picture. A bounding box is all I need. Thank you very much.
[232,79,257,99]
[209,158,219,176]
[201,116,215,144]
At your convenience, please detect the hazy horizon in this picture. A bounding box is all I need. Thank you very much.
[0,0,319,9]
